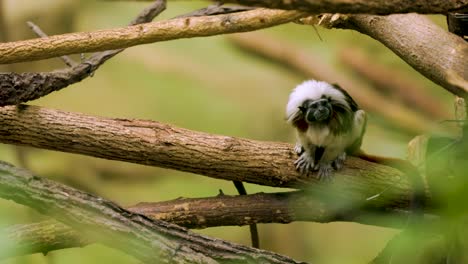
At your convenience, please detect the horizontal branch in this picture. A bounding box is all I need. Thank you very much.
[0,9,306,64]
[2,191,423,259]
[112,0,468,14]
[323,14,468,97]
[0,105,419,210]
[0,161,301,263]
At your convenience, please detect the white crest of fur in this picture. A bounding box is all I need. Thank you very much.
[286,80,348,123]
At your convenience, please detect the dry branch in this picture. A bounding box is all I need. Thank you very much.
[2,191,422,259]
[0,0,166,106]
[0,104,421,210]
[338,48,450,119]
[324,14,468,97]
[229,33,436,134]
[109,0,468,14]
[0,9,306,64]
[0,161,302,263]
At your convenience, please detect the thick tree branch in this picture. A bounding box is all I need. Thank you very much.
[0,161,302,263]
[0,105,421,210]
[2,191,424,259]
[320,14,468,97]
[0,9,306,64]
[110,0,468,14]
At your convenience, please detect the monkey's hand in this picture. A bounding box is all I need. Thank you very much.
[332,152,346,170]
[315,163,333,181]
[294,152,315,176]
[294,142,305,155]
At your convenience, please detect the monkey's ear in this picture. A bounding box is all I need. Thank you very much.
[298,106,306,113]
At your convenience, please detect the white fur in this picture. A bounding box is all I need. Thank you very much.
[286,80,348,123]
[286,80,367,165]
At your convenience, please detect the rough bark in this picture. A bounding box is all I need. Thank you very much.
[0,104,421,210]
[2,191,426,259]
[0,9,306,64]
[0,161,302,263]
[330,14,468,97]
[112,0,468,14]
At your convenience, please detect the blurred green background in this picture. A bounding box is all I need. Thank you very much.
[0,0,457,263]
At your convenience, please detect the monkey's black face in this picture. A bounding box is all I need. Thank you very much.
[299,99,332,123]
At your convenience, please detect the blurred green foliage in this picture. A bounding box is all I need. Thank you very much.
[0,0,459,263]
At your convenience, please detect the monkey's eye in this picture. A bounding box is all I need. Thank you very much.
[298,106,306,113]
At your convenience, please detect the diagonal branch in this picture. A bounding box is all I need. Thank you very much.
[0,161,303,263]
[1,190,424,259]
[0,104,420,210]
[0,9,306,64]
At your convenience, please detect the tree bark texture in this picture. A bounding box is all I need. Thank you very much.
[0,161,303,263]
[0,9,306,64]
[0,105,420,210]
[2,191,423,259]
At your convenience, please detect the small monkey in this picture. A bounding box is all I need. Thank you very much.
[286,80,366,180]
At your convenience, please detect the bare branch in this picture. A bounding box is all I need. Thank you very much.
[108,0,468,14]
[0,161,303,263]
[0,9,306,64]
[0,104,420,210]
[1,191,431,259]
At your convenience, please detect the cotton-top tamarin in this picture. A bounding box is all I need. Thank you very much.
[286,80,367,180]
